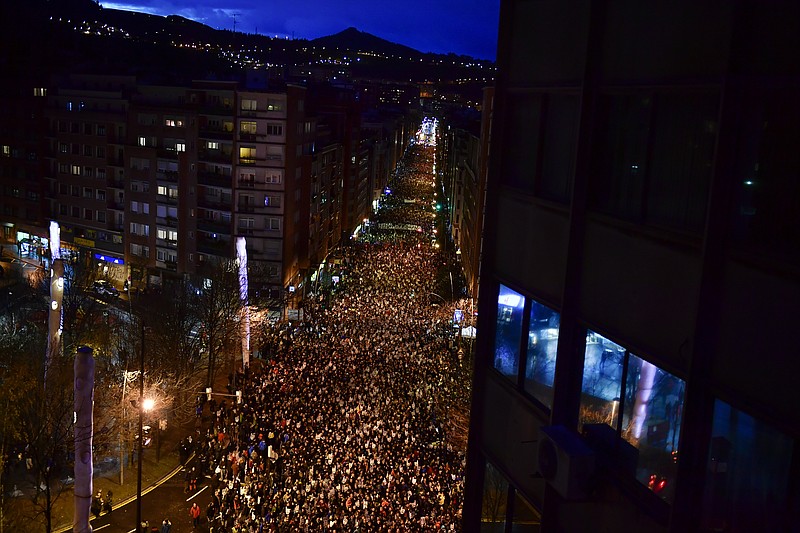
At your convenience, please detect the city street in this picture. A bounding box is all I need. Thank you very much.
[108,135,474,531]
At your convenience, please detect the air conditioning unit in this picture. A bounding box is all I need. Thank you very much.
[537,425,595,500]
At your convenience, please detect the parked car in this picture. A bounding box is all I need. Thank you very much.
[92,280,119,298]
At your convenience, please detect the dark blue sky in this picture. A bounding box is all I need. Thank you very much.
[101,0,501,60]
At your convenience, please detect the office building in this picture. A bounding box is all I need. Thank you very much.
[464,2,800,531]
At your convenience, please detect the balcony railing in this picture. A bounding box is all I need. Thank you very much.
[197,172,232,188]
[197,220,231,234]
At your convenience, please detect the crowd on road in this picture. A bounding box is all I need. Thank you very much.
[187,142,470,531]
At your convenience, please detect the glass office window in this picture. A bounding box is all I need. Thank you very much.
[621,354,685,502]
[580,331,625,429]
[701,400,794,532]
[523,300,560,408]
[511,490,541,532]
[494,285,525,380]
[482,462,509,532]
[502,94,542,191]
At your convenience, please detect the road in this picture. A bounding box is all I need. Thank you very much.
[81,462,213,533]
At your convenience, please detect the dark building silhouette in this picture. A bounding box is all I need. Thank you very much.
[464,1,800,531]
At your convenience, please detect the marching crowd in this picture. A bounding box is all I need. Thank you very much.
[188,143,470,531]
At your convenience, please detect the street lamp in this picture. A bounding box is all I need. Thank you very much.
[134,323,152,533]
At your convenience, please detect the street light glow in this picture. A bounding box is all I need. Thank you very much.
[142,397,155,411]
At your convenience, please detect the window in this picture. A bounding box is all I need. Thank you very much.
[701,401,794,531]
[580,331,685,502]
[165,118,184,127]
[59,143,68,153]
[267,217,281,231]
[157,228,168,240]
[731,88,800,256]
[266,145,283,161]
[137,113,157,126]
[83,167,94,178]
[265,171,282,184]
[266,123,283,136]
[96,168,106,180]
[207,141,219,150]
[240,121,257,135]
[175,142,186,152]
[590,92,718,231]
[71,165,81,176]
[130,157,150,171]
[142,202,150,214]
[239,217,255,229]
[33,87,47,96]
[264,195,281,207]
[83,208,93,221]
[96,124,106,136]
[97,211,106,223]
[240,146,256,164]
[494,285,524,379]
[168,186,178,199]
[266,99,283,112]
[96,190,106,201]
[130,223,150,236]
[96,146,105,158]
[481,462,509,529]
[157,185,167,196]
[524,299,560,407]
[241,99,257,111]
[138,136,147,147]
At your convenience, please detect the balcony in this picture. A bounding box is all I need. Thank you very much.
[198,150,233,164]
[156,170,179,183]
[197,219,231,234]
[197,172,232,188]
[237,203,257,213]
[197,196,230,210]
[198,128,233,141]
[197,238,230,255]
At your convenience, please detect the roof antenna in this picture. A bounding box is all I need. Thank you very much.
[232,13,241,33]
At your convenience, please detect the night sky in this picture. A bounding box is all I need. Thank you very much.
[101,0,501,60]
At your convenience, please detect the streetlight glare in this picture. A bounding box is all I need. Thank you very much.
[142,398,155,411]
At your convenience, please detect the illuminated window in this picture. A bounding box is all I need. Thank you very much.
[240,121,257,135]
[580,332,685,502]
[266,99,283,112]
[524,299,560,407]
[241,99,257,111]
[165,118,184,127]
[33,88,47,97]
[176,142,186,152]
[494,284,524,380]
[207,141,219,150]
[239,146,256,164]
[157,185,167,196]
[138,136,147,147]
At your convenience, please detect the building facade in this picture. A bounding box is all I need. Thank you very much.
[464,1,800,531]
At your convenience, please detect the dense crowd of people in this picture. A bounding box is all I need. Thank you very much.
[189,142,470,531]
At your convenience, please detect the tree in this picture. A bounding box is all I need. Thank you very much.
[191,259,244,388]
[4,351,76,533]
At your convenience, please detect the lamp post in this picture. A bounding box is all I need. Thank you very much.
[135,323,153,533]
